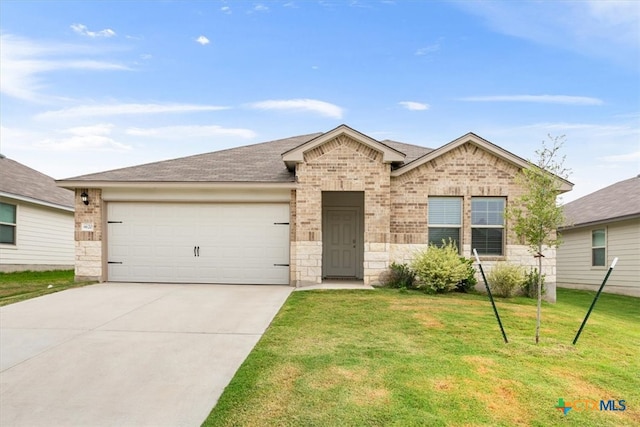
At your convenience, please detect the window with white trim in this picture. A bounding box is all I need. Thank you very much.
[471,197,505,255]
[428,197,462,249]
[0,202,17,245]
[591,228,606,267]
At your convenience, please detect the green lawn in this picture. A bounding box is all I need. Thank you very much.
[204,288,639,427]
[0,270,92,306]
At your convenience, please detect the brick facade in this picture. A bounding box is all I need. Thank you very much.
[391,142,523,248]
[291,137,556,295]
[73,188,103,281]
[389,142,556,301]
[68,129,560,301]
[292,134,391,286]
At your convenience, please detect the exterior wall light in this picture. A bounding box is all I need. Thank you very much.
[81,191,89,205]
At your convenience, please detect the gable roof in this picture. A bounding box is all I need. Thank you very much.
[58,127,433,188]
[561,175,640,229]
[0,154,74,210]
[391,132,573,192]
[60,133,321,186]
[57,126,565,192]
[282,124,405,170]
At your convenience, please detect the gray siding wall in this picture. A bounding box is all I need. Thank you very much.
[557,218,640,296]
[0,200,74,271]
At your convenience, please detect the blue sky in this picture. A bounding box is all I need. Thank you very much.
[1,0,638,202]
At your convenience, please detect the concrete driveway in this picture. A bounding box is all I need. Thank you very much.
[0,282,292,427]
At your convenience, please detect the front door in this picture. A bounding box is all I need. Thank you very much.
[323,208,358,278]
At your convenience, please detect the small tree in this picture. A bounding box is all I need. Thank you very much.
[507,135,570,343]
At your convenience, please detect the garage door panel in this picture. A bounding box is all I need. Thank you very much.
[108,203,289,284]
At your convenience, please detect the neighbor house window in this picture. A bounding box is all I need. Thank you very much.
[471,197,505,255]
[592,228,606,267]
[0,202,17,245]
[428,197,462,249]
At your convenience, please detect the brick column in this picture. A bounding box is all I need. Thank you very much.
[74,188,103,281]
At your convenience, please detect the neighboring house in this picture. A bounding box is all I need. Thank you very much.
[0,154,75,272]
[558,175,640,297]
[57,125,572,298]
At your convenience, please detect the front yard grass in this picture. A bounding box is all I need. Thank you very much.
[0,270,92,306]
[204,288,639,426]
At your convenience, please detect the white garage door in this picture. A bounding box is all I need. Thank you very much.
[107,203,290,284]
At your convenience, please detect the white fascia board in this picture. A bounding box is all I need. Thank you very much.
[391,133,574,193]
[282,124,405,168]
[56,181,297,190]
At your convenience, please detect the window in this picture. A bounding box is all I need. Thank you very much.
[0,202,17,245]
[592,229,606,267]
[471,197,505,255]
[428,197,462,249]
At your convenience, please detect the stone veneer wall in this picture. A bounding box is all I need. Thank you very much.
[390,142,557,301]
[74,188,103,281]
[292,135,391,286]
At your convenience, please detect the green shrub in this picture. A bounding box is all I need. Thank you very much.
[456,257,477,293]
[411,240,470,293]
[384,262,417,289]
[486,262,525,297]
[522,268,546,298]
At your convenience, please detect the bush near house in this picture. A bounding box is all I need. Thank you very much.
[456,256,477,293]
[383,241,477,293]
[486,262,526,297]
[410,240,474,293]
[384,262,417,290]
[523,268,546,299]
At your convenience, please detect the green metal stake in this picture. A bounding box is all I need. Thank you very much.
[573,257,619,345]
[474,249,508,344]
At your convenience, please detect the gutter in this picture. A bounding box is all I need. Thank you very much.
[56,180,298,191]
[559,213,640,231]
[0,191,74,212]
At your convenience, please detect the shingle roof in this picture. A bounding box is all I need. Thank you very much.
[64,133,322,182]
[0,155,74,209]
[61,131,434,183]
[562,175,640,228]
[381,139,433,164]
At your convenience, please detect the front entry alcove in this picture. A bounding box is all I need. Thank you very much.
[321,191,364,280]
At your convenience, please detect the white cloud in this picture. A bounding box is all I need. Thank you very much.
[37,103,229,120]
[399,101,430,111]
[71,23,116,38]
[415,42,440,56]
[35,123,131,151]
[248,99,343,118]
[459,95,604,106]
[253,4,269,12]
[126,125,256,139]
[0,34,129,102]
[195,35,210,45]
[498,121,639,143]
[221,6,231,14]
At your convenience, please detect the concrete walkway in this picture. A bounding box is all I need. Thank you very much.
[0,282,292,427]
